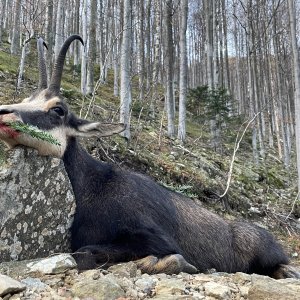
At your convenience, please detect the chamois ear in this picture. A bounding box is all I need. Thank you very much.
[76,122,125,137]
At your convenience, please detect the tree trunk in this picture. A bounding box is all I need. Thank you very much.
[178,0,188,142]
[0,0,7,45]
[10,0,21,54]
[46,0,54,80]
[163,0,175,138]
[113,0,120,97]
[120,0,132,139]
[54,0,64,59]
[87,0,97,95]
[288,0,300,190]
[80,0,88,95]
[137,0,145,101]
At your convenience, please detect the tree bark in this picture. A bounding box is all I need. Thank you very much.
[120,0,132,139]
[54,0,64,59]
[10,0,21,54]
[87,0,97,95]
[163,0,175,138]
[178,0,188,142]
[81,0,88,95]
[288,0,300,190]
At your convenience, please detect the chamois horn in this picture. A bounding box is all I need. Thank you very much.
[37,37,48,90]
[48,35,84,94]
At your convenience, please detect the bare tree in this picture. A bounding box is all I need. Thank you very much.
[288,0,300,191]
[178,0,188,142]
[87,0,97,94]
[54,0,64,59]
[10,0,21,54]
[81,0,88,95]
[120,0,132,139]
[163,0,175,138]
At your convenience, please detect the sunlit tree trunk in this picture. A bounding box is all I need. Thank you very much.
[137,0,145,101]
[54,0,64,59]
[288,0,300,190]
[163,0,175,138]
[0,0,7,45]
[46,0,54,80]
[10,0,21,54]
[178,0,188,142]
[87,0,97,94]
[81,0,88,95]
[120,0,132,139]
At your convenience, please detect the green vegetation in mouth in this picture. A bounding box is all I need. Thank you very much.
[7,121,61,146]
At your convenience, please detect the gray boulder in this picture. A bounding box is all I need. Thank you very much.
[0,147,75,262]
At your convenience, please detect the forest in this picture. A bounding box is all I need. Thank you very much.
[0,0,300,192]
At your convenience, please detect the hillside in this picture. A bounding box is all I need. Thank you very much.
[0,44,299,268]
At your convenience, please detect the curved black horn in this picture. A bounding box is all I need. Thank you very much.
[37,37,48,90]
[48,35,84,94]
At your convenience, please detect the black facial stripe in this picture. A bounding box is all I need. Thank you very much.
[19,110,64,130]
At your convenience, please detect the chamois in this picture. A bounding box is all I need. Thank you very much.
[0,35,299,279]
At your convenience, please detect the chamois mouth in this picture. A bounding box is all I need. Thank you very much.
[0,120,20,139]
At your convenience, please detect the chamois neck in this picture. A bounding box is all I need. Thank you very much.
[62,137,111,200]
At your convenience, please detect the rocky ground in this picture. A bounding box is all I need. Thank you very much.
[0,254,300,300]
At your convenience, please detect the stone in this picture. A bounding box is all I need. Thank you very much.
[0,274,26,297]
[71,276,125,300]
[108,261,137,278]
[155,278,186,296]
[203,282,231,300]
[26,254,77,274]
[21,277,48,290]
[248,274,300,300]
[0,147,75,262]
[135,276,156,294]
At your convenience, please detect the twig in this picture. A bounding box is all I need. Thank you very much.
[219,111,261,198]
[285,191,300,221]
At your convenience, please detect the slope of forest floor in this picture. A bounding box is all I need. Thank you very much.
[0,45,299,267]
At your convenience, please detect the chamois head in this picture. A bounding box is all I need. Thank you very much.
[0,35,124,157]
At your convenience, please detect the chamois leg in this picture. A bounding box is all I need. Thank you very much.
[135,254,198,275]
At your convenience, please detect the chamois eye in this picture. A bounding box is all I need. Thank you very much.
[52,106,65,117]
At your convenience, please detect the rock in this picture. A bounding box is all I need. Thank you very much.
[0,147,75,262]
[0,274,26,297]
[248,274,300,300]
[21,277,48,290]
[26,254,77,274]
[71,276,125,300]
[108,261,137,278]
[155,278,186,296]
[203,281,231,300]
[135,275,156,294]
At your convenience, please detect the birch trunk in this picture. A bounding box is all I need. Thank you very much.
[87,0,97,95]
[10,0,21,54]
[0,0,7,45]
[137,0,145,101]
[120,0,132,139]
[163,0,175,138]
[54,0,64,59]
[177,0,188,142]
[288,0,300,190]
[46,0,54,80]
[81,0,88,95]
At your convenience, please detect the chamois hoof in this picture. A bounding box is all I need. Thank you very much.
[135,255,159,273]
[272,264,300,279]
[135,254,198,275]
